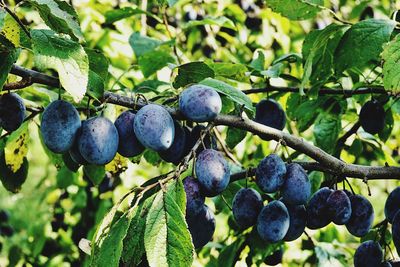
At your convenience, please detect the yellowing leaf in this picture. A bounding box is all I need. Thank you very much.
[5,122,29,172]
[105,153,128,175]
[1,13,20,47]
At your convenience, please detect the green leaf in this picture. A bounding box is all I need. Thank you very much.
[209,62,248,81]
[382,34,400,93]
[31,29,89,102]
[218,238,245,266]
[226,127,247,150]
[144,180,193,267]
[56,165,77,188]
[83,165,105,186]
[250,51,265,70]
[173,62,215,88]
[378,109,394,142]
[309,171,323,194]
[0,9,6,31]
[104,7,161,25]
[29,0,83,41]
[138,50,175,78]
[129,33,162,58]
[85,49,108,99]
[5,122,29,172]
[184,16,236,30]
[199,78,254,114]
[1,13,21,47]
[313,112,341,154]
[0,49,19,89]
[266,0,323,20]
[335,19,395,74]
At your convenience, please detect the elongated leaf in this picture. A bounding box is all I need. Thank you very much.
[83,165,105,185]
[209,62,248,81]
[266,0,323,20]
[173,62,215,88]
[382,34,400,93]
[129,33,161,58]
[184,16,235,30]
[226,127,247,150]
[85,49,108,99]
[5,122,29,172]
[105,7,161,25]
[138,50,175,77]
[313,112,341,154]
[31,29,89,102]
[0,49,19,89]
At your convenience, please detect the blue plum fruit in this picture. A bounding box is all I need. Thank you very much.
[345,194,374,237]
[232,188,263,229]
[185,125,217,154]
[159,121,188,165]
[306,187,333,229]
[264,248,283,266]
[78,116,119,165]
[133,104,175,151]
[391,211,400,255]
[69,126,88,165]
[257,200,289,243]
[359,100,385,135]
[40,100,81,154]
[179,84,222,122]
[195,149,230,197]
[0,93,25,132]
[281,163,311,205]
[186,204,216,249]
[326,190,352,225]
[183,176,205,217]
[384,186,400,223]
[284,203,307,241]
[255,154,286,193]
[114,110,144,157]
[255,99,286,130]
[354,240,383,267]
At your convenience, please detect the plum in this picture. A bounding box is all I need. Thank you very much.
[359,100,385,134]
[185,125,217,154]
[40,100,81,154]
[195,149,230,197]
[345,194,374,237]
[255,154,286,193]
[186,204,216,249]
[392,211,400,255]
[69,126,88,165]
[114,110,144,157]
[284,203,307,241]
[354,240,383,267]
[133,104,175,151]
[159,121,188,165]
[257,200,289,243]
[179,84,222,122]
[183,176,205,217]
[78,116,119,165]
[306,187,333,229]
[232,188,263,229]
[281,163,311,205]
[326,190,352,225]
[0,93,25,132]
[384,186,400,223]
[264,248,283,266]
[255,99,286,130]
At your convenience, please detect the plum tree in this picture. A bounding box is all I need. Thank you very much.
[159,121,188,165]
[264,248,283,266]
[283,203,307,241]
[114,110,144,158]
[183,176,205,217]
[353,240,383,267]
[255,99,286,130]
[257,200,289,243]
[0,93,25,132]
[133,104,175,151]
[179,84,222,122]
[359,100,386,135]
[345,195,374,237]
[281,163,311,205]
[306,187,333,229]
[326,190,352,225]
[69,127,88,165]
[255,154,286,193]
[186,204,216,249]
[186,125,217,154]
[232,188,263,229]
[41,100,81,154]
[78,116,119,165]
[195,149,230,197]
[384,186,400,223]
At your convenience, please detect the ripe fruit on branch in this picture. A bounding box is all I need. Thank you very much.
[345,194,374,237]
[384,186,400,223]
[133,104,175,151]
[69,126,88,165]
[281,163,311,205]
[159,121,188,165]
[179,84,222,122]
[255,154,286,193]
[392,211,400,255]
[257,200,289,243]
[232,188,263,229]
[41,100,81,154]
[0,93,25,132]
[306,187,333,229]
[78,116,119,165]
[183,176,205,217]
[353,240,383,267]
[326,190,352,225]
[186,204,216,249]
[185,125,217,154]
[359,99,386,134]
[264,248,283,266]
[283,202,307,241]
[114,110,144,158]
[195,149,230,197]
[255,99,286,130]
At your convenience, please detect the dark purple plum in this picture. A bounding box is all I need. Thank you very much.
[114,110,144,157]
[78,116,119,165]
[392,211,400,255]
[381,261,392,267]
[284,203,307,241]
[186,204,216,249]
[306,187,333,229]
[195,149,230,197]
[0,210,9,222]
[232,188,263,229]
[326,190,352,225]
[185,125,217,154]
[179,84,222,122]
[159,121,188,165]
[0,93,25,132]
[345,195,374,237]
[354,240,383,267]
[133,104,175,151]
[255,99,286,130]
[264,248,283,266]
[40,100,81,153]
[183,176,205,217]
[359,100,385,134]
[384,186,400,223]
[257,200,289,243]
[255,154,286,193]
[69,126,88,165]
[281,163,311,205]
[0,225,14,237]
